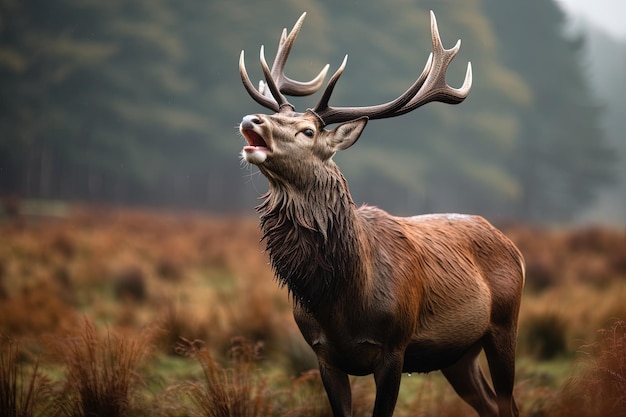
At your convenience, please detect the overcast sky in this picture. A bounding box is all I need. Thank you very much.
[556,0,626,39]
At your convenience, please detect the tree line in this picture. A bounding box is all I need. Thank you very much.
[0,0,618,223]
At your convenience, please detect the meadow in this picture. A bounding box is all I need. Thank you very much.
[1,203,625,416]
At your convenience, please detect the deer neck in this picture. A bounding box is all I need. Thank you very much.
[257,162,368,312]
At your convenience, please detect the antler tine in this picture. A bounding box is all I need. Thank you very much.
[310,10,472,126]
[259,45,290,109]
[239,50,280,112]
[239,12,330,113]
[311,53,433,126]
[312,54,348,115]
[270,13,330,97]
[393,10,472,114]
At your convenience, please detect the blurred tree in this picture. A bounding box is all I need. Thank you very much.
[578,26,626,224]
[1,0,194,203]
[0,0,326,210]
[481,0,616,222]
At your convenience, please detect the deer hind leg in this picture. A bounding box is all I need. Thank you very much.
[483,325,519,417]
[441,343,498,417]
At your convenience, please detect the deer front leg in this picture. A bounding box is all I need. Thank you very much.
[319,363,352,417]
[371,352,403,417]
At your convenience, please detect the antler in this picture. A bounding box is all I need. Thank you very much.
[239,11,472,125]
[310,11,472,126]
[239,12,330,112]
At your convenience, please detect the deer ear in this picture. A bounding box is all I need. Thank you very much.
[329,117,368,151]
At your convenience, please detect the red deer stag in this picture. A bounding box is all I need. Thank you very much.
[237,11,524,417]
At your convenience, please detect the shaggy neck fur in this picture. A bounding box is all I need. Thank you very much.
[257,162,366,312]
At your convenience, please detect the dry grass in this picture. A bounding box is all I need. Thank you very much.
[506,225,626,290]
[520,312,569,360]
[0,205,625,416]
[275,370,332,417]
[0,336,53,417]
[548,320,626,417]
[50,318,153,417]
[172,337,273,417]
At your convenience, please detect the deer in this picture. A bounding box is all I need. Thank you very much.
[237,11,524,417]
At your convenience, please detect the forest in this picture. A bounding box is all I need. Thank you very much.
[1,0,624,224]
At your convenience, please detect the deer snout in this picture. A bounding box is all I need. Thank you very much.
[240,114,270,165]
[240,114,263,130]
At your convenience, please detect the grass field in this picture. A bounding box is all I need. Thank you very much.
[1,204,625,416]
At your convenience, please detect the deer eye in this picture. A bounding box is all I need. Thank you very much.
[301,128,315,138]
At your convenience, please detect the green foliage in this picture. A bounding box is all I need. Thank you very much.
[0,0,617,221]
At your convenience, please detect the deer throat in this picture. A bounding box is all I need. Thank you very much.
[257,174,364,311]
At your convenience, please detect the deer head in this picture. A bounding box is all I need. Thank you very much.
[239,11,472,183]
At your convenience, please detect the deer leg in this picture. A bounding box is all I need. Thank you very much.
[371,352,403,417]
[441,344,498,417]
[319,364,352,417]
[483,326,519,417]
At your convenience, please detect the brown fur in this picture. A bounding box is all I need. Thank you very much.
[240,111,524,417]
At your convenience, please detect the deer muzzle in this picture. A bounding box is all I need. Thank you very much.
[240,115,271,164]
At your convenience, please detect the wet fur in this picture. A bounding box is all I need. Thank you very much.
[257,154,524,417]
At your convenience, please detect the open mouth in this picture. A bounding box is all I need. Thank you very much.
[240,127,271,164]
[241,129,270,152]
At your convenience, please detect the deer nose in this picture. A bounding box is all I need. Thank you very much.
[241,114,263,129]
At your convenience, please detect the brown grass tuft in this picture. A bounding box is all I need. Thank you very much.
[0,277,79,337]
[275,370,331,417]
[173,336,272,417]
[0,336,53,417]
[549,320,626,417]
[154,302,218,355]
[520,312,569,360]
[112,265,147,303]
[51,318,153,417]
